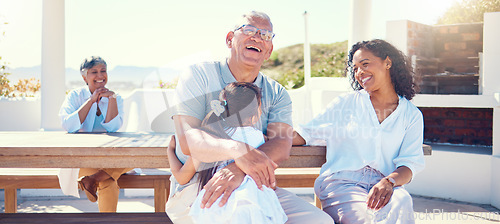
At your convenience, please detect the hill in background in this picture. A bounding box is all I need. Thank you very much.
[262,40,348,89]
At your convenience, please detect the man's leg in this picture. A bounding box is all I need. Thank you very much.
[275,187,333,224]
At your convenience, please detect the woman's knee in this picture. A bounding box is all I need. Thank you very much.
[392,188,413,205]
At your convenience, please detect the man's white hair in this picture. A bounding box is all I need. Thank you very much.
[233,11,273,31]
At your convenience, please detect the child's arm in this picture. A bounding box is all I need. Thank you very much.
[167,136,198,185]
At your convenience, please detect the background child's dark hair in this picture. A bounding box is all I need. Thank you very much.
[197,82,262,191]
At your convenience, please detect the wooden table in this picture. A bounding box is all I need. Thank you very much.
[0,131,430,213]
[0,132,172,168]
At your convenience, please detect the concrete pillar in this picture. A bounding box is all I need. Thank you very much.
[482,12,500,95]
[41,0,65,131]
[385,20,409,55]
[348,0,372,51]
[492,156,500,209]
[494,107,500,157]
[483,12,500,210]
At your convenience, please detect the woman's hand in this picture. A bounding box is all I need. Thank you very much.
[366,178,394,210]
[90,87,113,103]
[99,89,115,99]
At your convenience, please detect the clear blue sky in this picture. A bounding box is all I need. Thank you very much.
[0,0,457,70]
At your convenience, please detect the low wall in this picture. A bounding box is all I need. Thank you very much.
[492,156,500,209]
[0,98,41,131]
[120,89,176,133]
[406,147,492,204]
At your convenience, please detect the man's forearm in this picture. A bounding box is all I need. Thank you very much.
[257,137,291,165]
[183,128,251,163]
[257,122,293,165]
[174,115,251,163]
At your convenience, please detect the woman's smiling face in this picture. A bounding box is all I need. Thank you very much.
[82,64,107,93]
[352,48,393,93]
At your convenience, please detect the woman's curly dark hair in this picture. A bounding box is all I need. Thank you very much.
[345,39,418,100]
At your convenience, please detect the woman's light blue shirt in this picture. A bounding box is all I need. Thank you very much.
[296,90,425,180]
[59,86,123,133]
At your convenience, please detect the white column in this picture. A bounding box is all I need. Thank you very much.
[482,12,500,96]
[41,0,65,131]
[348,0,372,51]
[303,11,311,88]
[484,12,500,210]
[385,20,409,55]
[492,155,500,209]
[301,11,313,124]
[483,12,500,156]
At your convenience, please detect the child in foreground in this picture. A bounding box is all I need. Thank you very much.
[167,82,286,224]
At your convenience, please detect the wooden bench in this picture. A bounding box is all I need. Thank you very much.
[0,212,172,223]
[0,168,320,213]
[0,168,171,213]
[1,145,431,213]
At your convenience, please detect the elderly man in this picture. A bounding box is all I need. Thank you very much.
[167,11,333,224]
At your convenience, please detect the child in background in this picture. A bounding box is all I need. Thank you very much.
[167,82,286,224]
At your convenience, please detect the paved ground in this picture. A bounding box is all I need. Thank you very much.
[1,189,499,223]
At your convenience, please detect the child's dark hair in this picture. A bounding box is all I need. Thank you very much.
[197,82,262,191]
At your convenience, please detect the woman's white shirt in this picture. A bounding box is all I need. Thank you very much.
[296,90,425,180]
[59,86,123,133]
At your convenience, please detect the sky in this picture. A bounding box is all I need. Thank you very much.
[0,0,458,70]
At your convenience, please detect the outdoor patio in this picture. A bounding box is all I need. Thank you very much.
[1,187,499,223]
[0,1,499,223]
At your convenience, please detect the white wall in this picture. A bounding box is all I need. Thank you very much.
[289,77,351,125]
[120,89,176,133]
[385,20,409,55]
[0,89,176,133]
[491,156,500,209]
[482,12,500,95]
[412,94,500,108]
[406,150,492,204]
[0,98,41,131]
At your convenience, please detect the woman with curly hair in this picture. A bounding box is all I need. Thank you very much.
[293,39,425,223]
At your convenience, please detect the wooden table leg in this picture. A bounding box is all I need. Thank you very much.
[154,180,167,213]
[314,194,322,209]
[5,188,17,213]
